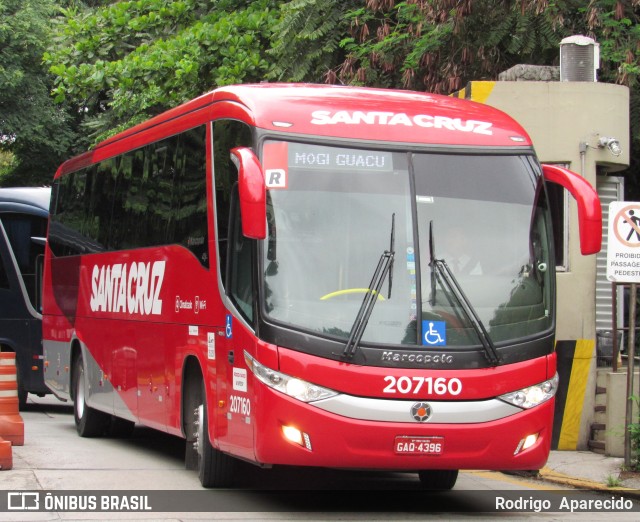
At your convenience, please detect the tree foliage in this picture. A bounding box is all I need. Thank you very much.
[333,1,640,93]
[44,0,281,141]
[268,0,357,82]
[269,1,639,118]
[0,0,76,186]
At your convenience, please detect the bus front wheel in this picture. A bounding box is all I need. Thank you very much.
[418,469,459,490]
[72,353,109,437]
[185,376,235,487]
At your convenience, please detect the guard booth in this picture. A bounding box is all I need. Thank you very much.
[453,46,630,452]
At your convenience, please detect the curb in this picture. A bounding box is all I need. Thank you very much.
[539,467,640,498]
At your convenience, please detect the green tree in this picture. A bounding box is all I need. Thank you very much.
[45,0,281,142]
[335,1,595,92]
[0,149,16,180]
[270,1,639,94]
[268,0,358,83]
[0,0,76,186]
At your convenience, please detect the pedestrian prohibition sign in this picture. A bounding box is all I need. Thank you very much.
[607,201,640,283]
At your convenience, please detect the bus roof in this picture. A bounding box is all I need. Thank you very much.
[222,84,532,147]
[0,187,51,216]
[55,84,534,177]
[98,84,533,151]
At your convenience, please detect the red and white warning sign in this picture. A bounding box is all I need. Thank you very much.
[607,202,640,283]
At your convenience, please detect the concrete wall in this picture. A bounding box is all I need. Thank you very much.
[455,80,629,449]
[606,370,639,457]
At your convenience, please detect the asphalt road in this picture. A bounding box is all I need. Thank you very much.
[1,394,639,520]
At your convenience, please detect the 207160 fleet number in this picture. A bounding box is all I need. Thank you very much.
[383,376,462,396]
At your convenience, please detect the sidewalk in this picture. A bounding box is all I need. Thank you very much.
[541,450,640,495]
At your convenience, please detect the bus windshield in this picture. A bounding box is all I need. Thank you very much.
[261,141,553,349]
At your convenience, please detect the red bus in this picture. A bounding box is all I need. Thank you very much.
[42,84,601,489]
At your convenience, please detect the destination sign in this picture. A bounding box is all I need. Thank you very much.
[287,143,393,173]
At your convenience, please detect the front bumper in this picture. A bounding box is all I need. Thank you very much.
[253,384,553,471]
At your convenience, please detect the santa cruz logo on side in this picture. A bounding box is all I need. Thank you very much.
[90,260,165,316]
[310,110,493,135]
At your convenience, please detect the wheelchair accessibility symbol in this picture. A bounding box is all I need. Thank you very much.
[225,314,233,339]
[422,320,446,346]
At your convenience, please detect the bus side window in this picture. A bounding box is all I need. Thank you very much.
[173,127,208,267]
[0,221,9,289]
[213,120,253,297]
[0,214,47,309]
[227,184,253,322]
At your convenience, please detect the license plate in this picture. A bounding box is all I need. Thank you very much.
[394,436,444,455]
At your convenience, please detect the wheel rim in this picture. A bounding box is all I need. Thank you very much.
[195,404,204,460]
[76,365,85,419]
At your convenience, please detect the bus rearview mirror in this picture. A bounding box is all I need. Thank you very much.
[542,164,602,255]
[230,147,267,240]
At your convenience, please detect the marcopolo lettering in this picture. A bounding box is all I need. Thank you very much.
[90,261,165,316]
[381,351,454,365]
[310,110,493,135]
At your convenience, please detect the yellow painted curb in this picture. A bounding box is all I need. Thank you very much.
[539,467,640,498]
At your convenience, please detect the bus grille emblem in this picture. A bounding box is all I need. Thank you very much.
[411,402,432,422]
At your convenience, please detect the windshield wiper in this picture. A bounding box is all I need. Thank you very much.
[341,214,396,360]
[428,221,501,366]
[429,221,437,306]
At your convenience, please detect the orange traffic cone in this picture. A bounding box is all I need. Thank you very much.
[0,353,24,446]
[0,437,12,470]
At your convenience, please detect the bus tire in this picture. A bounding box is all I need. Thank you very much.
[72,353,109,437]
[14,355,28,410]
[418,469,459,490]
[17,378,27,410]
[194,380,234,488]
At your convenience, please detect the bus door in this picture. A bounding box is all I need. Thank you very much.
[214,193,256,460]
[0,220,29,348]
[209,118,256,459]
[0,213,48,403]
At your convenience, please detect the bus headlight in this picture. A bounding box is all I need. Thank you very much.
[244,352,338,403]
[499,373,558,409]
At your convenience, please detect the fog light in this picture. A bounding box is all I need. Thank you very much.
[281,425,312,450]
[523,433,538,450]
[282,425,303,444]
[514,433,539,455]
